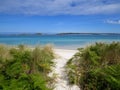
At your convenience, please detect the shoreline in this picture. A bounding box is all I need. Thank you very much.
[0,40,120,50]
[53,49,78,60]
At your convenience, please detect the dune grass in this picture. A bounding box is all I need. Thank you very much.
[0,44,54,90]
[66,42,120,90]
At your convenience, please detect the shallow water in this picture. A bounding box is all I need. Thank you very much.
[0,34,120,49]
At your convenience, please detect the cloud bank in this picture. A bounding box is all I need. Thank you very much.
[0,0,120,15]
[106,20,120,24]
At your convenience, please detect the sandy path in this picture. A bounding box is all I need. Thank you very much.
[50,49,80,90]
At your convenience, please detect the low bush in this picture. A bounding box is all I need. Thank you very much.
[0,44,54,90]
[66,42,120,90]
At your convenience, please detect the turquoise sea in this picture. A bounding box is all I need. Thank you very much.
[0,34,120,49]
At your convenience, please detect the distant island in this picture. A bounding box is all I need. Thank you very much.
[0,32,120,36]
[0,33,42,36]
[15,33,42,36]
[56,33,120,35]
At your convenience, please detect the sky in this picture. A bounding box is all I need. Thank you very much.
[0,0,120,33]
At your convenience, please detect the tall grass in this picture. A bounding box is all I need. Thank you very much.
[0,44,54,90]
[66,42,120,90]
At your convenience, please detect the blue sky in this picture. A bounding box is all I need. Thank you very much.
[0,0,120,33]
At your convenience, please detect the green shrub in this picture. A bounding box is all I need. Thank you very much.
[0,44,54,90]
[66,42,120,90]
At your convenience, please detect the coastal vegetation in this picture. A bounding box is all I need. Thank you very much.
[66,42,120,90]
[0,44,54,90]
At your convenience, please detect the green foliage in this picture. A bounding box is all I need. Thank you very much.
[30,73,49,90]
[30,45,54,74]
[0,44,54,90]
[66,42,120,90]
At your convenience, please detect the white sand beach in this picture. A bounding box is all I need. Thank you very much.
[49,49,80,90]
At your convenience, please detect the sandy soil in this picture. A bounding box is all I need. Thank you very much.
[50,49,80,90]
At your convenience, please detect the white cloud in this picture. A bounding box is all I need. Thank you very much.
[106,20,120,24]
[0,0,120,15]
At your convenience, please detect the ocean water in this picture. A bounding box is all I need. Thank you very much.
[0,34,120,49]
